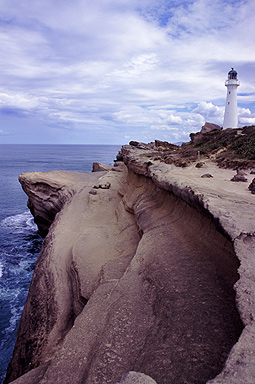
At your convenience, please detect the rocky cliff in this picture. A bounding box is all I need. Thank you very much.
[5,145,255,384]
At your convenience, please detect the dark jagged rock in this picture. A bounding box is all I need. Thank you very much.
[154,140,179,151]
[116,151,124,162]
[93,181,111,189]
[195,162,205,168]
[129,141,154,150]
[248,178,255,194]
[230,174,248,182]
[129,140,139,147]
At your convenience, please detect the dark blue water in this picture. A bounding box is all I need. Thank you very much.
[0,144,120,383]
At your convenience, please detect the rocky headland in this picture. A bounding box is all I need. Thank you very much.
[5,128,255,384]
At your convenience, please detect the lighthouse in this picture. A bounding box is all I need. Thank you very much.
[223,68,240,129]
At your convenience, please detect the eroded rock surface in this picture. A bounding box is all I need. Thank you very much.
[6,171,106,381]
[117,371,157,384]
[6,146,255,384]
[18,171,103,236]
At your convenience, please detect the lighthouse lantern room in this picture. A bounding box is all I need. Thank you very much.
[223,68,240,129]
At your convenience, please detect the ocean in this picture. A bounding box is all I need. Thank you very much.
[0,144,121,383]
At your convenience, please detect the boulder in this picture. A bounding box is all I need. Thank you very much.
[230,174,248,182]
[248,178,255,194]
[92,162,113,172]
[195,162,205,168]
[201,122,222,134]
[93,162,124,173]
[93,181,111,189]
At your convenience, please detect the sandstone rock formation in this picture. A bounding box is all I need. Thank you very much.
[92,162,124,172]
[18,171,97,237]
[5,145,255,384]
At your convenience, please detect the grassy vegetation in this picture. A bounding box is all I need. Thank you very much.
[228,127,255,159]
[168,126,255,168]
[130,126,255,169]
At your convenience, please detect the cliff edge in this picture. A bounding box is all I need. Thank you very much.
[5,144,255,384]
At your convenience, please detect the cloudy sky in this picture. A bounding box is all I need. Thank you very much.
[0,0,254,144]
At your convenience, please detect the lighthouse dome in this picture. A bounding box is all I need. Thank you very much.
[228,68,238,80]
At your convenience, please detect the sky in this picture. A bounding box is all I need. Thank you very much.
[0,0,254,145]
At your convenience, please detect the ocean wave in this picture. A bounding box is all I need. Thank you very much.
[0,283,21,302]
[0,211,37,233]
[0,262,3,278]
[5,306,24,334]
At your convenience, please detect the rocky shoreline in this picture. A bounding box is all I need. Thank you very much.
[5,143,255,384]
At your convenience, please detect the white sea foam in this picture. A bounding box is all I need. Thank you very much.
[5,306,24,334]
[1,211,37,232]
[0,261,3,278]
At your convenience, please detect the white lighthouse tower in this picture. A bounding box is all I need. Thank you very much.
[223,68,240,129]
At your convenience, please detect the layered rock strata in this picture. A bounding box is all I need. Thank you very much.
[5,146,255,384]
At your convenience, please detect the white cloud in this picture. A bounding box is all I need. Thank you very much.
[192,102,224,125]
[0,0,254,143]
[113,105,183,132]
[238,108,255,126]
[0,92,39,109]
[240,117,255,125]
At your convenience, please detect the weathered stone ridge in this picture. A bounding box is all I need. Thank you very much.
[18,171,96,236]
[5,147,255,384]
[6,170,107,381]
